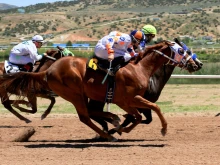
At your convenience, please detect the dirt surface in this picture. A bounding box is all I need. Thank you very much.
[0,113,219,165]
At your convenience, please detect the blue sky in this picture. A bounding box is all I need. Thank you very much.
[1,0,62,7]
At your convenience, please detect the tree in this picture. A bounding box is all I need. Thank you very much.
[66,40,72,47]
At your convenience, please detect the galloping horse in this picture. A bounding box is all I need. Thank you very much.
[89,40,204,134]
[0,47,68,123]
[0,40,198,141]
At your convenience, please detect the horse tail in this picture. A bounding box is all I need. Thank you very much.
[0,71,49,98]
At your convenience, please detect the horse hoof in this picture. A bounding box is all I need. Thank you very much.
[41,115,46,120]
[161,128,167,136]
[93,134,101,139]
[26,103,32,108]
[113,115,121,122]
[108,136,118,142]
[111,120,120,127]
[25,119,32,124]
[108,129,117,135]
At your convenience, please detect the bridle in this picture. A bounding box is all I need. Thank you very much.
[153,42,193,70]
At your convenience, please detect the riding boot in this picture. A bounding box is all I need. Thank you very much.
[111,56,125,74]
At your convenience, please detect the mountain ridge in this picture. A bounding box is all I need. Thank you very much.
[0,3,17,10]
[0,0,219,44]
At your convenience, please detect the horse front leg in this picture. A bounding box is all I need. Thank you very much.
[10,92,38,114]
[1,95,31,123]
[11,100,35,113]
[40,96,56,120]
[89,111,121,128]
[133,95,167,136]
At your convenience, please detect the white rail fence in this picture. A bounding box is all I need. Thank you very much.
[171,75,220,78]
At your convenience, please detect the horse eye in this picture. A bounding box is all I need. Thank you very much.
[178,48,184,55]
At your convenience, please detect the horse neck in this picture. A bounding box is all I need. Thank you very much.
[38,60,54,72]
[139,50,169,79]
[0,62,5,75]
[149,65,175,93]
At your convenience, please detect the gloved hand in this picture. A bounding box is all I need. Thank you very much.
[42,53,47,57]
[39,53,47,60]
[108,53,114,61]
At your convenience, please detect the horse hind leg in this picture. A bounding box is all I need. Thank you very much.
[66,95,117,141]
[87,99,120,131]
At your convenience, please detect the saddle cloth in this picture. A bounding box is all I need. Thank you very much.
[4,60,20,73]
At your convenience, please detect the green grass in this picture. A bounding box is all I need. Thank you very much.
[0,101,219,116]
[156,102,219,113]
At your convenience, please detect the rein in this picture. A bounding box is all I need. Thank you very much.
[153,49,178,64]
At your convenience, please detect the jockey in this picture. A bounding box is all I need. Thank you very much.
[94,30,145,63]
[8,34,46,72]
[141,24,157,44]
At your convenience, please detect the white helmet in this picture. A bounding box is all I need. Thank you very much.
[32,35,44,43]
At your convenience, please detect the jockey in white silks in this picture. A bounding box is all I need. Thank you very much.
[5,35,46,73]
[94,30,146,62]
[9,35,45,65]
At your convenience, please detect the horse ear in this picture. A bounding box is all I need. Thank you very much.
[167,40,174,46]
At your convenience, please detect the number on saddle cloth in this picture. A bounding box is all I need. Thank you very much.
[88,58,98,70]
[4,60,33,73]
[4,60,20,73]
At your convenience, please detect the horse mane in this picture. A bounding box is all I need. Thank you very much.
[134,40,172,64]
[46,48,58,55]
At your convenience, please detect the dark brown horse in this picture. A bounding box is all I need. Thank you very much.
[0,40,198,141]
[0,47,67,123]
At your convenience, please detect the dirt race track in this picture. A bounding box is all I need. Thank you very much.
[0,112,219,165]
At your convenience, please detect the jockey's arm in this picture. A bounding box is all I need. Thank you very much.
[127,45,139,57]
[105,37,115,55]
[28,49,43,61]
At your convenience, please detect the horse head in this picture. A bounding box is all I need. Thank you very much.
[173,38,203,71]
[140,40,198,73]
[34,48,64,72]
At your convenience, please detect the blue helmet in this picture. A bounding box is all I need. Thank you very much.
[130,30,145,43]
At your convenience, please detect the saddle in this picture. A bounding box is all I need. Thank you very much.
[87,55,126,104]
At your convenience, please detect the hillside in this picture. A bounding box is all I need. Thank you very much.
[0,3,17,10]
[0,0,219,44]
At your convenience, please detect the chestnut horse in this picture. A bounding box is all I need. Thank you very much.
[89,41,204,134]
[0,40,198,141]
[0,47,67,123]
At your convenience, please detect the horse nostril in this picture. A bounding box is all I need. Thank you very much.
[194,65,198,70]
